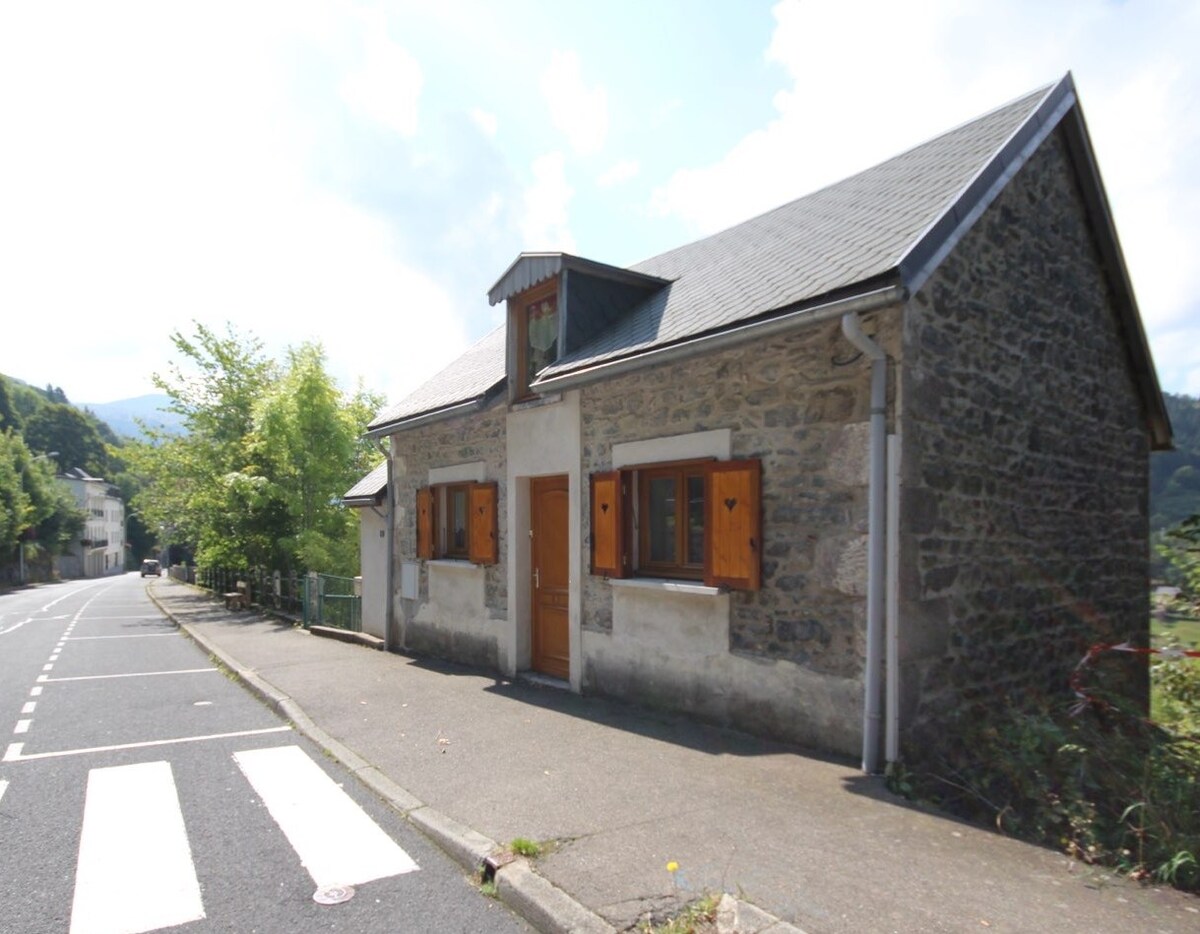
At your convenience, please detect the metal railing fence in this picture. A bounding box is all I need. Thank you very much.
[193,566,361,633]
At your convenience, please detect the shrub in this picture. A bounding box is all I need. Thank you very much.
[904,658,1200,891]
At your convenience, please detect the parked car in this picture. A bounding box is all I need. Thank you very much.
[140,559,161,577]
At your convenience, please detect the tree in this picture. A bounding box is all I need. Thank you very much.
[0,377,19,431]
[127,324,382,576]
[252,343,380,574]
[127,323,278,568]
[22,403,109,475]
[0,432,31,554]
[0,431,84,571]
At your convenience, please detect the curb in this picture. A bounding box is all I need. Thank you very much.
[147,581,616,934]
[147,581,803,934]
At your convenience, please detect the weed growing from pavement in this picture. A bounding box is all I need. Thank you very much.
[509,837,541,858]
[637,893,720,933]
[477,879,499,899]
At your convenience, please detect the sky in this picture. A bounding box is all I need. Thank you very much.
[1,0,1198,411]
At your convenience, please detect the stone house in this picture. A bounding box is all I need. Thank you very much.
[364,74,1171,769]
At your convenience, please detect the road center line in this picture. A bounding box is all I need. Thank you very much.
[3,726,292,762]
[40,668,219,683]
[0,778,7,804]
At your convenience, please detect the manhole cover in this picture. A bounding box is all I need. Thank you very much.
[313,884,355,905]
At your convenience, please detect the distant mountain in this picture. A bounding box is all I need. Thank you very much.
[79,393,185,439]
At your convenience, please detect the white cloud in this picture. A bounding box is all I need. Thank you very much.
[0,1,461,405]
[339,24,423,137]
[469,107,499,138]
[520,152,576,252]
[540,50,609,156]
[598,158,640,188]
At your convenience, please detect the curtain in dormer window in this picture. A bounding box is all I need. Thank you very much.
[525,293,558,385]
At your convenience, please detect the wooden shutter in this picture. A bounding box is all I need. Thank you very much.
[705,459,761,590]
[416,486,435,560]
[590,470,628,578]
[468,481,499,565]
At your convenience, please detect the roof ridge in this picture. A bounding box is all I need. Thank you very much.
[629,78,1059,276]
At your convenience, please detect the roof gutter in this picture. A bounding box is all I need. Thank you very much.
[365,395,494,440]
[532,284,906,394]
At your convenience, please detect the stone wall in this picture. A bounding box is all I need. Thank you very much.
[900,127,1151,742]
[581,316,900,676]
[578,314,901,752]
[390,405,508,667]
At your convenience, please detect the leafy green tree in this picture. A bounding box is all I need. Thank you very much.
[0,431,31,554]
[128,324,382,576]
[23,403,109,475]
[127,323,278,568]
[0,431,84,571]
[251,343,380,574]
[0,377,19,431]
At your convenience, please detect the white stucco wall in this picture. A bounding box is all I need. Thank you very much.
[505,391,582,686]
[357,506,388,640]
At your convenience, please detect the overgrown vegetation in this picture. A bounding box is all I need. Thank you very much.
[898,651,1200,892]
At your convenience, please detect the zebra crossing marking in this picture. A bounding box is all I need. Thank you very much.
[234,745,419,888]
[70,760,205,934]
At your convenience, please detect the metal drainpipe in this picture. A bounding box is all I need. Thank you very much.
[370,437,396,653]
[841,312,887,774]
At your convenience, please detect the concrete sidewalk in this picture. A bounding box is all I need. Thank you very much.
[148,579,1199,933]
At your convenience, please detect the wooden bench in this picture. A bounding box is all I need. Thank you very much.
[224,581,250,611]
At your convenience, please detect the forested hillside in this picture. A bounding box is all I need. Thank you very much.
[0,374,157,580]
[1152,393,1200,531]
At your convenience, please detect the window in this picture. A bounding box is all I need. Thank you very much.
[590,458,761,590]
[416,481,498,565]
[514,281,559,399]
[638,463,707,579]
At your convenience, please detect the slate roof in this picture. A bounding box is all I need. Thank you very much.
[367,74,1169,447]
[342,461,388,506]
[541,83,1052,378]
[367,325,507,434]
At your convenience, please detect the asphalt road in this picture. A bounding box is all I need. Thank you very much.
[0,573,530,933]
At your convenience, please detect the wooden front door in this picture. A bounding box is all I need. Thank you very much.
[530,475,570,680]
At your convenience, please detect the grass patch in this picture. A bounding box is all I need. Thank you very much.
[509,837,542,858]
[1153,612,1200,650]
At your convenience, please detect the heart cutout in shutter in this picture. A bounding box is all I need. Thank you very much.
[600,502,609,514]
[724,497,738,512]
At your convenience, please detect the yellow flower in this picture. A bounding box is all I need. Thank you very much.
[666,861,679,873]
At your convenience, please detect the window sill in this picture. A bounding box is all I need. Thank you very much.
[607,577,722,597]
[427,558,480,570]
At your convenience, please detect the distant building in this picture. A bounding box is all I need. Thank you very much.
[57,468,125,578]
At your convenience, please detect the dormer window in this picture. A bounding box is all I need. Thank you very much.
[515,280,559,399]
[487,252,671,403]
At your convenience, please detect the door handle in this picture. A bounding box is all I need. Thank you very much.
[534,567,540,589]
